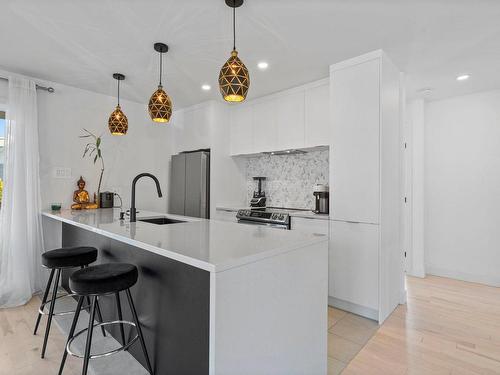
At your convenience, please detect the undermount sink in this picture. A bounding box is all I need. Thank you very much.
[138,217,186,225]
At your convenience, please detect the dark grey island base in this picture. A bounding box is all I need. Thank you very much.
[61,223,210,375]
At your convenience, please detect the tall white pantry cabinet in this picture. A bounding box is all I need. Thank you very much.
[329,50,403,323]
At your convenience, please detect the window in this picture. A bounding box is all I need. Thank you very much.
[0,111,4,206]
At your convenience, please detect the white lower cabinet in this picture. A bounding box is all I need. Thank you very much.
[291,217,329,236]
[214,209,237,222]
[329,220,379,312]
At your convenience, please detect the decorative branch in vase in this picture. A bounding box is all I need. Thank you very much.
[80,128,104,207]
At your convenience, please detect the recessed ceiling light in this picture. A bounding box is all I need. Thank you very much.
[201,84,211,91]
[257,61,269,70]
[456,74,470,81]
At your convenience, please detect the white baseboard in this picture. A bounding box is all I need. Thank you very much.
[426,265,500,287]
[399,289,407,305]
[328,296,378,322]
[406,269,425,278]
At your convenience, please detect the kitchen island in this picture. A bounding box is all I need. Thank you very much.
[42,208,328,375]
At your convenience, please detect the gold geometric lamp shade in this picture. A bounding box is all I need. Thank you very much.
[219,0,250,102]
[108,73,128,136]
[149,43,173,123]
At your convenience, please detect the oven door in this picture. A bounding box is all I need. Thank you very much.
[237,219,290,230]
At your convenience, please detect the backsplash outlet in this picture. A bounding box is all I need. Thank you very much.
[245,149,329,209]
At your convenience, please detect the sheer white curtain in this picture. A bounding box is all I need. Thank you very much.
[0,76,44,308]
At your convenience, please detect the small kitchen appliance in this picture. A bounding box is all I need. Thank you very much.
[250,176,267,208]
[313,184,329,214]
[99,191,114,208]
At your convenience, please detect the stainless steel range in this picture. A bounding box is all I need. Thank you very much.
[236,209,291,230]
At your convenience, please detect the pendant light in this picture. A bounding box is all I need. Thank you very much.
[108,73,128,136]
[219,0,249,102]
[148,42,173,123]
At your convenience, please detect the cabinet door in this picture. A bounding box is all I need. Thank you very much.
[230,105,253,155]
[253,100,277,153]
[305,83,330,147]
[214,209,238,222]
[276,91,305,150]
[182,107,210,152]
[330,59,380,223]
[329,220,379,311]
[291,217,329,236]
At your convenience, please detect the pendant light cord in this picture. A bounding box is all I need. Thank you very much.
[159,51,163,86]
[117,78,120,106]
[233,5,236,51]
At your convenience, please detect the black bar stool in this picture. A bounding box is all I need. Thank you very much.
[35,246,106,358]
[58,263,153,375]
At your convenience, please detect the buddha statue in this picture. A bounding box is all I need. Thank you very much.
[71,176,98,210]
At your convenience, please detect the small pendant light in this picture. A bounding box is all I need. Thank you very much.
[108,73,128,136]
[219,0,249,102]
[148,42,173,123]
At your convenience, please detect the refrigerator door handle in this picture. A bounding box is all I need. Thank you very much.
[200,152,208,218]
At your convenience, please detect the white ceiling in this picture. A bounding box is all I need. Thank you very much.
[1,0,499,108]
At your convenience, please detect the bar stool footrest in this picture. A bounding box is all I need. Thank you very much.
[38,293,91,316]
[66,320,138,359]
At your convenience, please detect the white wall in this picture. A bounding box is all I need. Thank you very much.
[424,89,500,286]
[38,82,174,211]
[0,72,174,212]
[406,99,426,278]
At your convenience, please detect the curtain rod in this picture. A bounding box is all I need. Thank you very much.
[0,76,55,93]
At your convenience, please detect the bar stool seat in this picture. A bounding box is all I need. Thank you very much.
[35,246,106,359]
[70,263,138,295]
[42,247,97,269]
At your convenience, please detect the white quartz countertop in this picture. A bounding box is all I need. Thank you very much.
[42,208,327,273]
[216,206,330,220]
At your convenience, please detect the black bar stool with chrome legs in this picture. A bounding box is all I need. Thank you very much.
[58,263,154,375]
[34,246,106,358]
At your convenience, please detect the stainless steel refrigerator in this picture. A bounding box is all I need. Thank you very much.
[169,151,210,218]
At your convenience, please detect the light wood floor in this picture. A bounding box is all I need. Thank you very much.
[1,275,499,374]
[0,297,81,375]
[342,275,500,375]
[327,306,379,373]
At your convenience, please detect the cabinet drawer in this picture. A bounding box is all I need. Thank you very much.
[291,217,329,236]
[214,210,237,222]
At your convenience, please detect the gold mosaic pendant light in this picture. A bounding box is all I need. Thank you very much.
[148,43,173,123]
[108,73,128,136]
[219,0,249,102]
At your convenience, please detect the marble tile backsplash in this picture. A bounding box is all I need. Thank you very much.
[246,149,329,209]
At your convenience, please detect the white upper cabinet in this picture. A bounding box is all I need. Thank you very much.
[330,58,381,224]
[175,105,211,153]
[305,83,330,147]
[230,105,253,155]
[252,100,278,153]
[229,79,328,156]
[276,91,305,150]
